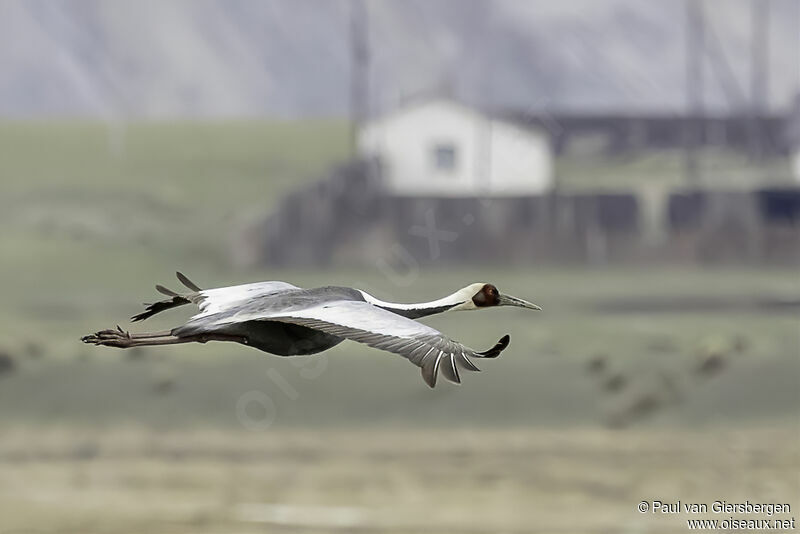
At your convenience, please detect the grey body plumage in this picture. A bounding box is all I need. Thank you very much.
[174,286,364,356]
[83,272,540,387]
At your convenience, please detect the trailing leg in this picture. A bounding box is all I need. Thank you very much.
[81,326,248,349]
[81,327,189,348]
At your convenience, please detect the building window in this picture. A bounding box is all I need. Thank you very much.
[432,143,457,173]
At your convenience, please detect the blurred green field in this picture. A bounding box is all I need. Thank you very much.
[1,265,798,430]
[0,120,797,429]
[0,121,798,533]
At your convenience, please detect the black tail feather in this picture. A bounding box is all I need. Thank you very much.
[131,296,190,322]
[155,284,180,297]
[132,272,200,322]
[176,271,202,292]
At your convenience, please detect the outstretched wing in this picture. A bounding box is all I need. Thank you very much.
[213,300,510,387]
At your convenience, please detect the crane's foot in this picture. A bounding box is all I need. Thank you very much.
[81,325,135,348]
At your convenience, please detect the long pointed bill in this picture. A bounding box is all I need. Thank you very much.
[497,294,542,311]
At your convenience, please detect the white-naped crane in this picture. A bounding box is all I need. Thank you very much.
[82,273,541,387]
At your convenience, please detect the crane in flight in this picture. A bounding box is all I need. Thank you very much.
[82,272,541,387]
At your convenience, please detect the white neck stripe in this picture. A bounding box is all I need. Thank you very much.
[358,283,485,312]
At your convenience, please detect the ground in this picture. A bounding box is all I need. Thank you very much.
[1,427,796,533]
[0,121,797,533]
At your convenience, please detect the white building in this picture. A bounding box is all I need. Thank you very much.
[358,98,553,197]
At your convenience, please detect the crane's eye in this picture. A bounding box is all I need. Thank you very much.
[472,284,500,307]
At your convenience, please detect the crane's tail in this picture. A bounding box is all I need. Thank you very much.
[132,295,191,322]
[131,272,202,322]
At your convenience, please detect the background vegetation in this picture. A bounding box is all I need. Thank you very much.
[0,121,797,533]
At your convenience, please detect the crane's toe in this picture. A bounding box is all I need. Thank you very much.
[81,328,131,346]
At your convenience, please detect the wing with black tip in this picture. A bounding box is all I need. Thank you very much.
[210,300,510,387]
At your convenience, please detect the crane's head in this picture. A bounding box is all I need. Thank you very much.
[460,283,541,311]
